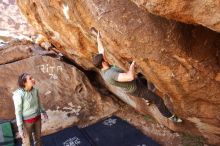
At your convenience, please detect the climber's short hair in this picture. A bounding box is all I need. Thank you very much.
[93,54,104,69]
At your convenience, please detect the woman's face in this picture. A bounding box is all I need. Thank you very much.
[24,75,35,89]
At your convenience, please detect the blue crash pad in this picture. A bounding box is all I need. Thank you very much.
[82,116,160,146]
[15,116,160,146]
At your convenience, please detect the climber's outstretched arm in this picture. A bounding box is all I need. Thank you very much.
[97,31,104,54]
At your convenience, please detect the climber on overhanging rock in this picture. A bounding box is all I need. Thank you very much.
[92,30,182,123]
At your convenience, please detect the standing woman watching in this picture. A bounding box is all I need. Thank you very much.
[12,73,48,146]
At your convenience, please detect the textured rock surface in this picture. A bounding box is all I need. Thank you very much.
[0,41,118,135]
[0,0,35,42]
[0,40,50,65]
[16,0,220,144]
[131,0,220,32]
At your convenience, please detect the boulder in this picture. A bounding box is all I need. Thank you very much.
[16,0,220,144]
[131,0,220,32]
[0,41,118,135]
[0,0,35,41]
[0,40,50,65]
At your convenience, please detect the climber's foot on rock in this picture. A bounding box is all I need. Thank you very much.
[169,115,182,123]
[144,99,150,106]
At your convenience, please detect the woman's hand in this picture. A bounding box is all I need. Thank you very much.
[19,130,25,139]
[42,113,48,120]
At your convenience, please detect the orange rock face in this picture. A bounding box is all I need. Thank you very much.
[16,0,220,144]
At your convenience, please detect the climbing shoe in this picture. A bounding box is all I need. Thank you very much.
[143,99,150,106]
[169,115,182,123]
